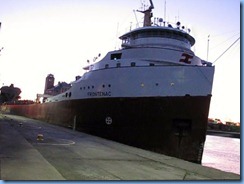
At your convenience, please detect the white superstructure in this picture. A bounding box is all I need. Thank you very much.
[45,25,214,103]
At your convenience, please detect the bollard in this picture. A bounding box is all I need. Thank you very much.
[37,134,44,141]
[73,115,76,131]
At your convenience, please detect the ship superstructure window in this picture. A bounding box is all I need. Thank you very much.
[120,28,194,47]
[80,85,111,89]
[122,38,130,45]
[131,62,136,67]
[111,53,122,60]
[134,30,190,44]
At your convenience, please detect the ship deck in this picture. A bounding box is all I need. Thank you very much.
[0,114,240,180]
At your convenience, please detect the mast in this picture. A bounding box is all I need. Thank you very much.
[164,0,166,21]
[149,0,154,9]
[207,35,210,61]
[137,0,154,27]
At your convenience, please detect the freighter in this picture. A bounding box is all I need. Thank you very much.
[1,0,215,164]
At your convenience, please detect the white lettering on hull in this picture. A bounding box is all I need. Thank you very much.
[87,91,111,97]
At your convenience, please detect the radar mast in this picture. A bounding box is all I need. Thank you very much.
[137,0,154,27]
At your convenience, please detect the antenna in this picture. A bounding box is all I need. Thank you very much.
[114,22,119,50]
[133,10,139,28]
[177,10,180,22]
[207,35,210,61]
[164,0,166,22]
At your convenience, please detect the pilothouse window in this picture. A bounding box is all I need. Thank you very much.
[111,53,122,60]
[132,30,191,45]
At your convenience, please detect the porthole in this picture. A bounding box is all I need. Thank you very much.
[102,84,105,88]
[108,84,111,88]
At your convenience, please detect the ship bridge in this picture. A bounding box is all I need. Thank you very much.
[119,26,195,50]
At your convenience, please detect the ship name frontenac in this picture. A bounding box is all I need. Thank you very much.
[87,91,111,97]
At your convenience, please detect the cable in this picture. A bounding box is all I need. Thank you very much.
[212,37,240,64]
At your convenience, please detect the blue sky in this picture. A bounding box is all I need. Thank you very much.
[0,0,240,122]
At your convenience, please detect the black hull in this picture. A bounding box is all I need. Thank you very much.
[1,96,211,164]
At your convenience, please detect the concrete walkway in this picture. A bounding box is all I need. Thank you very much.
[0,114,240,180]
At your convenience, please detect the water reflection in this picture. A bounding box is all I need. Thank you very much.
[202,135,240,175]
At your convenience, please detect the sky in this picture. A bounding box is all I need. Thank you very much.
[0,0,240,122]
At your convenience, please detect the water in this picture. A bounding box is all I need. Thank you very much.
[202,135,240,175]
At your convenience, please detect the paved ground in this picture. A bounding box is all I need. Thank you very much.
[0,114,240,180]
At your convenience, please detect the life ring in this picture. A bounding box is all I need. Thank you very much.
[105,117,112,125]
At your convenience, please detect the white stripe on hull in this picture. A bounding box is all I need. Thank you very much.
[49,65,214,102]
